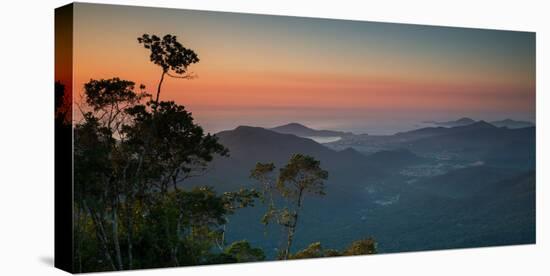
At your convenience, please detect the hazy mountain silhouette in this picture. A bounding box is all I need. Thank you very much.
[332,121,535,163]
[398,120,496,137]
[425,117,534,129]
[270,122,354,138]
[212,126,425,178]
[405,122,534,157]
[490,119,534,129]
[183,123,535,255]
[191,126,381,194]
[217,126,360,164]
[425,117,477,127]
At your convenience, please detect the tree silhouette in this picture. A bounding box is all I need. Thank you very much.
[277,154,328,259]
[74,76,238,271]
[71,31,272,272]
[75,78,147,271]
[123,100,228,193]
[55,81,72,125]
[137,34,199,104]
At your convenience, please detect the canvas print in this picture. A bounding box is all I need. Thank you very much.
[55,3,536,273]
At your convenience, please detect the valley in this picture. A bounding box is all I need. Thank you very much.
[186,119,536,257]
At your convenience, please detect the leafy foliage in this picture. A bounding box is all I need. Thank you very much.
[251,162,276,205]
[83,78,146,111]
[251,154,329,259]
[290,242,325,259]
[224,241,266,262]
[122,100,228,192]
[343,238,377,255]
[74,75,256,271]
[137,34,199,103]
[137,34,199,76]
[277,154,328,199]
[289,238,377,259]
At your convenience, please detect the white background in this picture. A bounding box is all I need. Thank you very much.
[0,0,548,275]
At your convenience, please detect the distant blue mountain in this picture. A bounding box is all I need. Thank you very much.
[490,119,534,129]
[424,117,477,127]
[270,122,354,138]
[425,117,534,129]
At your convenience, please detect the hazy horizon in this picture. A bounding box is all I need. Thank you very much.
[197,110,535,135]
[69,3,535,136]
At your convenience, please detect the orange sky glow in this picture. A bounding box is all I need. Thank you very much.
[69,3,535,134]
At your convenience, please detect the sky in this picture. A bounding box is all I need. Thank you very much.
[71,3,536,134]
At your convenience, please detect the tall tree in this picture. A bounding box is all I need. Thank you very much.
[137,34,199,104]
[75,78,147,271]
[255,154,328,260]
[132,34,208,194]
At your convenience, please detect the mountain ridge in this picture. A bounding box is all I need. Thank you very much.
[424,117,534,129]
[269,122,354,138]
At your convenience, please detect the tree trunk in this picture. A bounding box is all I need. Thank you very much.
[84,201,116,271]
[125,201,134,270]
[286,230,294,257]
[112,204,124,270]
[74,206,83,273]
[173,213,183,266]
[283,189,304,260]
[155,71,166,104]
[96,215,116,271]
